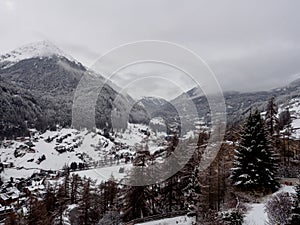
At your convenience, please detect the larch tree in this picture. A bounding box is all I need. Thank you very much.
[265,96,279,136]
[121,167,153,222]
[121,144,153,222]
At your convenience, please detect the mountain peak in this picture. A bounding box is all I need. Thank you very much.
[0,40,76,66]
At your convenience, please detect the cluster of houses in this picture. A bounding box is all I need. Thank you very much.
[0,169,60,222]
[45,133,83,154]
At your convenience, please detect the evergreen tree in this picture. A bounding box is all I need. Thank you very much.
[231,110,279,192]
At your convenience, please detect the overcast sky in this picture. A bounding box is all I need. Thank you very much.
[1,0,300,99]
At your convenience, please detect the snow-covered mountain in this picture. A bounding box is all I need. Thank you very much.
[132,97,166,119]
[0,41,148,138]
[3,40,300,139]
[0,41,79,69]
[168,80,300,128]
[137,97,181,133]
[0,41,87,92]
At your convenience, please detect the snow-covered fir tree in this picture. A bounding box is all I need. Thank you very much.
[231,110,279,192]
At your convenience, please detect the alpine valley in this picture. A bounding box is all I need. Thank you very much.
[1,41,300,225]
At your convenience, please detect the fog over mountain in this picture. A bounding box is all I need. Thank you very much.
[1,1,300,96]
[1,40,300,139]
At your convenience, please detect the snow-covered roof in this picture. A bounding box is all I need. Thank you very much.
[0,205,13,212]
[27,184,45,192]
[0,194,9,201]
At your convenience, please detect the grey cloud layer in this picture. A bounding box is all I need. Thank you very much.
[0,0,300,97]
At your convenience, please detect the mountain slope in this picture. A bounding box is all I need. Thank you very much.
[0,79,43,138]
[169,81,300,128]
[129,97,181,133]
[0,41,145,138]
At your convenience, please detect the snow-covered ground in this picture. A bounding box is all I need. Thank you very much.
[1,168,39,182]
[136,215,196,225]
[244,185,296,225]
[1,128,112,172]
[244,203,265,225]
[0,123,169,181]
[71,164,132,184]
[114,123,167,154]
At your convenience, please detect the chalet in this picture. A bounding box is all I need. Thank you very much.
[24,179,46,197]
[0,187,20,206]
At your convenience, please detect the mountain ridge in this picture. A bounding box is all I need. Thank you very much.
[0,41,147,138]
[0,40,79,68]
[1,41,300,138]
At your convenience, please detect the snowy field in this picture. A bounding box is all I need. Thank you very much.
[71,164,132,184]
[1,168,39,182]
[136,215,196,225]
[0,124,168,181]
